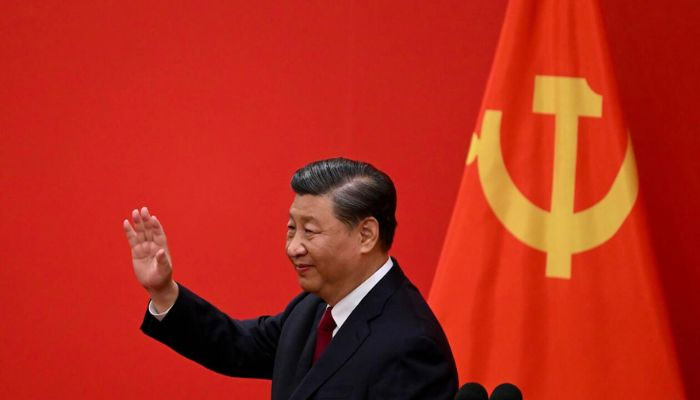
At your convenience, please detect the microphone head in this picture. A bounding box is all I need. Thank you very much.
[455,382,488,400]
[489,383,522,400]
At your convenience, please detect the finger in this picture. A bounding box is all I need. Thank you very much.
[135,207,148,242]
[141,206,151,220]
[131,209,146,243]
[149,215,167,240]
[123,219,139,247]
[132,208,141,224]
[140,206,153,241]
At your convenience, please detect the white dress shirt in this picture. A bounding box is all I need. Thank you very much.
[327,257,393,337]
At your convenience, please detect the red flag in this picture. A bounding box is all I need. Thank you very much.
[429,0,685,398]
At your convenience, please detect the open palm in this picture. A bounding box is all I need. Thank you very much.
[123,207,173,291]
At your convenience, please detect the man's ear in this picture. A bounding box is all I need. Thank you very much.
[358,217,380,254]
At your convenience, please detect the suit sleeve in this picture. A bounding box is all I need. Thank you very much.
[367,334,458,399]
[140,283,306,379]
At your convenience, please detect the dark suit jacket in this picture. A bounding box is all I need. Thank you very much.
[141,259,458,399]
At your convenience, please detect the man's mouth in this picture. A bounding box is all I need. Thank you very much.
[295,264,313,273]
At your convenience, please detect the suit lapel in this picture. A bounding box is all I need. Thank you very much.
[288,261,406,400]
[293,302,326,384]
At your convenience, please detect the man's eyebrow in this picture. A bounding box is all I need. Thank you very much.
[289,212,318,223]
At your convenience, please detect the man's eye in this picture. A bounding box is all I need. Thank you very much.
[304,228,317,234]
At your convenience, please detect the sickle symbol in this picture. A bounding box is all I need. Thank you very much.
[467,76,638,279]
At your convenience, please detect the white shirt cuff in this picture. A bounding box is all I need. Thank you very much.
[148,300,174,321]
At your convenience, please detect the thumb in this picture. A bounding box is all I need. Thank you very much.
[156,249,171,271]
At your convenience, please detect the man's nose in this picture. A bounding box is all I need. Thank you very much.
[286,234,307,257]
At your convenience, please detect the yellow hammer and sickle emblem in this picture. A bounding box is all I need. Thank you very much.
[467,75,639,279]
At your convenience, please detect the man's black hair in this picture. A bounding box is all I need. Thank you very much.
[290,157,397,251]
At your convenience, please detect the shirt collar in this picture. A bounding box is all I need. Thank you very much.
[329,257,393,337]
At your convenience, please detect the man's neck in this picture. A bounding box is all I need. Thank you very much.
[360,251,390,280]
[325,252,390,306]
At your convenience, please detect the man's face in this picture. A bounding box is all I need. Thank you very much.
[286,194,363,304]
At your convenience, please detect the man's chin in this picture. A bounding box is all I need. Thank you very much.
[296,277,320,294]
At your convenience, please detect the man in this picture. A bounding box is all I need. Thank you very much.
[124,158,458,399]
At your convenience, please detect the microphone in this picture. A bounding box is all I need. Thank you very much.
[455,382,488,400]
[489,383,522,400]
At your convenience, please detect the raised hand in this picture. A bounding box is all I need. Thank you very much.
[123,207,178,311]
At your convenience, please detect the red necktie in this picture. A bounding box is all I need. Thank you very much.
[312,306,336,363]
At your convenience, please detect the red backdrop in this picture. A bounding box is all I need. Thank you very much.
[1,1,697,398]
